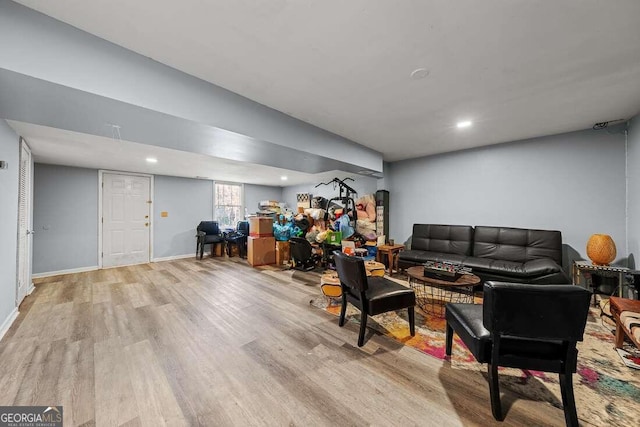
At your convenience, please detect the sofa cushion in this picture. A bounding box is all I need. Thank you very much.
[523,258,563,276]
[399,250,467,265]
[473,226,563,264]
[411,224,474,255]
[464,257,527,276]
[463,257,562,277]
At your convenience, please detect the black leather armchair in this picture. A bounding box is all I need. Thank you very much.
[445,282,591,426]
[333,251,416,347]
[290,237,321,271]
[196,221,225,259]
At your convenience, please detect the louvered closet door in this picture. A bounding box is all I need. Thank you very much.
[16,140,32,306]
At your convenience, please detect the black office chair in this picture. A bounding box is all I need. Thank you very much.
[225,220,249,258]
[290,237,321,271]
[445,282,591,426]
[196,221,225,259]
[333,251,416,347]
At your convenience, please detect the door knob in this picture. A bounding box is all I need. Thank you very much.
[26,230,35,235]
[145,215,149,219]
[145,223,149,227]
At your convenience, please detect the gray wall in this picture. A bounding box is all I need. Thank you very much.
[31,166,294,272]
[627,116,640,268]
[0,0,381,173]
[282,176,379,211]
[244,184,283,215]
[0,120,19,325]
[388,128,627,263]
[33,164,98,274]
[154,176,213,259]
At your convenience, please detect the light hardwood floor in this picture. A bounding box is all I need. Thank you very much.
[0,257,567,426]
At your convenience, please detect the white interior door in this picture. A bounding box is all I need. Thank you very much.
[102,173,151,268]
[16,139,33,306]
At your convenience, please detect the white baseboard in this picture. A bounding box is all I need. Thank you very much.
[32,265,99,279]
[32,255,197,279]
[152,253,197,262]
[0,308,19,342]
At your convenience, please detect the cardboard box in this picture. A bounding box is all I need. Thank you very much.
[249,217,274,237]
[206,242,224,257]
[214,243,224,257]
[228,244,239,257]
[248,236,276,266]
[275,241,291,265]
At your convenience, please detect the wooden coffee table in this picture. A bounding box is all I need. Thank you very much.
[406,266,480,317]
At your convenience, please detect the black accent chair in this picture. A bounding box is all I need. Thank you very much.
[225,220,249,258]
[333,251,416,347]
[445,282,591,426]
[290,237,321,271]
[196,221,225,259]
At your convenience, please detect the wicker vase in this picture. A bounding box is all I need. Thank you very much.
[586,234,616,266]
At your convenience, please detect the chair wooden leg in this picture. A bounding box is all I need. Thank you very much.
[357,313,368,347]
[408,306,415,336]
[338,294,347,327]
[560,372,579,427]
[445,322,453,356]
[615,323,625,348]
[488,363,504,421]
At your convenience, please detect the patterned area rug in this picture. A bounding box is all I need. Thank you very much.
[310,296,640,426]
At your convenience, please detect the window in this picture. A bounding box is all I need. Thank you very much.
[214,182,243,229]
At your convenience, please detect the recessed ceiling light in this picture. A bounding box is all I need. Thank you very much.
[456,120,472,129]
[280,176,288,181]
[146,157,158,163]
[410,68,430,79]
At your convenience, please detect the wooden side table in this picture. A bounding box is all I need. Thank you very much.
[376,244,404,276]
[572,260,630,303]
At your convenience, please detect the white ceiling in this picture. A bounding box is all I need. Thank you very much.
[6,121,355,187]
[12,0,640,162]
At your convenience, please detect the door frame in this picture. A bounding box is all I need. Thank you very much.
[16,137,34,306]
[98,170,154,268]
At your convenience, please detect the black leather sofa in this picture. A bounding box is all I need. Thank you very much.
[398,224,570,285]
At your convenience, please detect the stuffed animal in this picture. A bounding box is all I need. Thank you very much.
[355,194,376,222]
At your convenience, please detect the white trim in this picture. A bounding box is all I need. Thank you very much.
[98,170,102,268]
[98,170,154,268]
[32,265,98,279]
[152,253,197,262]
[213,181,245,227]
[16,138,33,308]
[31,255,196,278]
[0,308,19,342]
[149,175,155,262]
